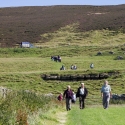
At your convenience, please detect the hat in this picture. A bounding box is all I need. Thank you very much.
[81,83,84,85]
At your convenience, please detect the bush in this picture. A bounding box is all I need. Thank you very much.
[0,90,55,124]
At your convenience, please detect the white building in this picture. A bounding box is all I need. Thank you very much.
[21,42,33,48]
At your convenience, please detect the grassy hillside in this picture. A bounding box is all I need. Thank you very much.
[0,22,125,97]
[0,24,125,125]
[0,5,125,47]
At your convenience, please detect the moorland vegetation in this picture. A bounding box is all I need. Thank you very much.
[0,5,125,47]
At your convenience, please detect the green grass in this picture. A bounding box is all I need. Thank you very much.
[0,27,125,124]
[0,48,125,95]
[66,105,125,125]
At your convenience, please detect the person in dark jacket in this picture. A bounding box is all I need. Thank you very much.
[76,83,88,109]
[63,85,73,111]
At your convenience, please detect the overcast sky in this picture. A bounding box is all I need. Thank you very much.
[0,0,125,8]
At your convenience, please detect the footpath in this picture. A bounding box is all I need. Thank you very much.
[56,103,77,125]
[57,111,67,125]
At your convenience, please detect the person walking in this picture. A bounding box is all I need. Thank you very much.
[76,83,88,109]
[101,80,112,109]
[63,85,73,111]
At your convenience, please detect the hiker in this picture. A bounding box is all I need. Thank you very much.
[51,56,58,62]
[63,85,73,111]
[73,65,77,70]
[60,65,65,70]
[90,63,94,69]
[101,80,112,109]
[76,83,88,109]
[58,55,61,62]
[71,64,77,70]
[57,93,63,101]
[71,64,74,70]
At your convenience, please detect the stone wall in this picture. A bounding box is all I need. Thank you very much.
[42,71,119,81]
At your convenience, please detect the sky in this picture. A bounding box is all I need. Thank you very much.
[0,0,125,8]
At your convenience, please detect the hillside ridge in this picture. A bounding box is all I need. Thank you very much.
[0,5,125,47]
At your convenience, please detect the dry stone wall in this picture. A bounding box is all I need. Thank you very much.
[42,71,119,81]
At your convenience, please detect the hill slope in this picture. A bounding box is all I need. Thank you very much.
[0,5,125,47]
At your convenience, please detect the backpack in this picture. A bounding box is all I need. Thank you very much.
[76,88,80,98]
[57,96,60,100]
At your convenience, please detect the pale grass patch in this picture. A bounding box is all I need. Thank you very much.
[56,111,67,125]
[87,12,107,15]
[28,104,67,125]
[36,23,125,48]
[28,109,58,125]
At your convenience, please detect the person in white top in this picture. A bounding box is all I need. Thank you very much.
[76,83,88,109]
